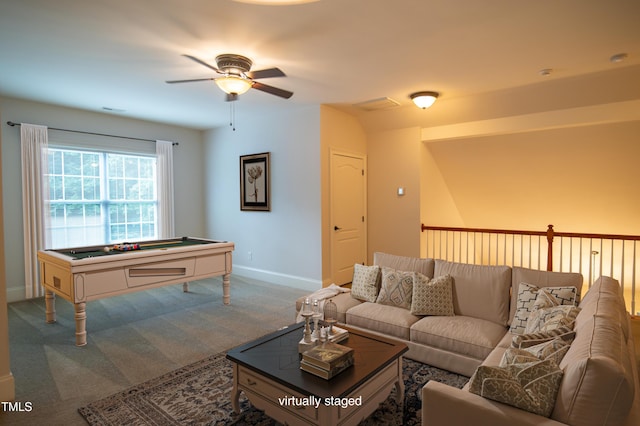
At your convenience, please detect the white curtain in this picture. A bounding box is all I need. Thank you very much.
[20,123,50,299]
[156,140,175,238]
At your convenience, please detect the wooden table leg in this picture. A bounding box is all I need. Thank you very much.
[45,290,57,324]
[222,273,231,305]
[396,358,405,403]
[74,302,87,346]
[231,363,241,413]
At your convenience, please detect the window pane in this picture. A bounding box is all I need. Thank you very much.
[83,177,100,200]
[63,152,82,175]
[82,153,100,177]
[125,179,139,200]
[124,157,138,178]
[64,177,83,200]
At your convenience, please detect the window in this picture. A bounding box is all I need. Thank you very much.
[47,147,157,248]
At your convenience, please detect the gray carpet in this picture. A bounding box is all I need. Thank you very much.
[3,275,309,426]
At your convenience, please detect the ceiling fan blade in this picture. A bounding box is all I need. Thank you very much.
[251,81,293,99]
[182,54,222,73]
[166,78,216,84]
[246,67,286,79]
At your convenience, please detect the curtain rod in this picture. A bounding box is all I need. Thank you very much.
[6,121,179,146]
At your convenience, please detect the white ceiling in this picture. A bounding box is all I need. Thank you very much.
[1,0,639,131]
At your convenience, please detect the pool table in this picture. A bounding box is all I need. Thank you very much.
[37,237,234,346]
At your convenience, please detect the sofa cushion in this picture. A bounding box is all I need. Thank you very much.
[469,359,564,417]
[346,302,420,340]
[510,283,578,334]
[375,267,413,309]
[509,267,583,325]
[350,264,380,302]
[501,338,571,366]
[434,260,511,326]
[552,277,635,426]
[373,252,435,278]
[410,273,454,316]
[410,315,507,361]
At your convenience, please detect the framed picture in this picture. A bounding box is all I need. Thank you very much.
[240,152,271,211]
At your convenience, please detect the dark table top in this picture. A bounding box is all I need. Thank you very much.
[226,322,408,398]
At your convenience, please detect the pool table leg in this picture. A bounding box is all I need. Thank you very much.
[45,289,56,323]
[223,272,231,305]
[74,302,87,346]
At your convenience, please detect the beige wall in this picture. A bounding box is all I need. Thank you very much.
[367,127,423,261]
[320,106,367,285]
[425,120,640,235]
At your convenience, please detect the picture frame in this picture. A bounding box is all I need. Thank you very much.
[240,152,271,211]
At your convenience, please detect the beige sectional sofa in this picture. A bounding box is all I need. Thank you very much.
[298,252,640,425]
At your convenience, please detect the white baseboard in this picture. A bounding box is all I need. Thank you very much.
[5,287,25,304]
[232,265,321,292]
[0,372,15,401]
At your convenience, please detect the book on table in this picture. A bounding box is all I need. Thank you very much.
[301,341,354,371]
[300,357,353,379]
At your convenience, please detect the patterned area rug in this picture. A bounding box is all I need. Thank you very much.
[78,352,468,425]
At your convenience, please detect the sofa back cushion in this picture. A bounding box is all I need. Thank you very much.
[509,267,583,325]
[434,260,511,325]
[373,252,435,278]
[552,277,635,426]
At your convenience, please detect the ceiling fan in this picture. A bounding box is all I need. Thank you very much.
[166,54,293,101]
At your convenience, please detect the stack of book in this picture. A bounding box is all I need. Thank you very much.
[300,341,354,379]
[325,325,349,344]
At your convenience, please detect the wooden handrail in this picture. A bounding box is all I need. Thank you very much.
[421,223,640,314]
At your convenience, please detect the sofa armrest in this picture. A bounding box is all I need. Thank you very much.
[422,381,566,426]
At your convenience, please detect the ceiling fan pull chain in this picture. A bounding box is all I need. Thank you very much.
[229,102,236,131]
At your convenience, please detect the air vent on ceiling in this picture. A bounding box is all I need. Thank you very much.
[353,97,400,111]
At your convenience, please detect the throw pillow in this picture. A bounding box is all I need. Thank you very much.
[523,337,571,365]
[509,283,577,335]
[525,305,581,334]
[500,348,540,366]
[511,325,576,349]
[410,273,454,316]
[469,359,563,417]
[375,267,414,310]
[350,264,380,302]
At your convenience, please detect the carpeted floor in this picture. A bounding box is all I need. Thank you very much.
[77,352,468,426]
[3,275,309,426]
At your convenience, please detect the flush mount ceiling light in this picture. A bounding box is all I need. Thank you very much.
[410,91,439,109]
[610,53,628,63]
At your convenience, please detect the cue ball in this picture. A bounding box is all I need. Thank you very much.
[103,246,111,252]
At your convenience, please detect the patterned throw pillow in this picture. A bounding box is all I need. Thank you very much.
[511,325,576,349]
[350,264,380,302]
[509,283,577,334]
[469,359,564,417]
[524,305,581,334]
[375,267,414,310]
[410,273,454,316]
[523,337,571,364]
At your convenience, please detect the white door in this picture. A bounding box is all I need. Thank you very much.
[330,152,366,285]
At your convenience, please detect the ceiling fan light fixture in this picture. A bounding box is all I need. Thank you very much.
[410,91,439,109]
[215,75,253,95]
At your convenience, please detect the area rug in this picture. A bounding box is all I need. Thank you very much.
[78,352,469,425]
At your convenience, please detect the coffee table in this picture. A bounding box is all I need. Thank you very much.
[226,323,408,426]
